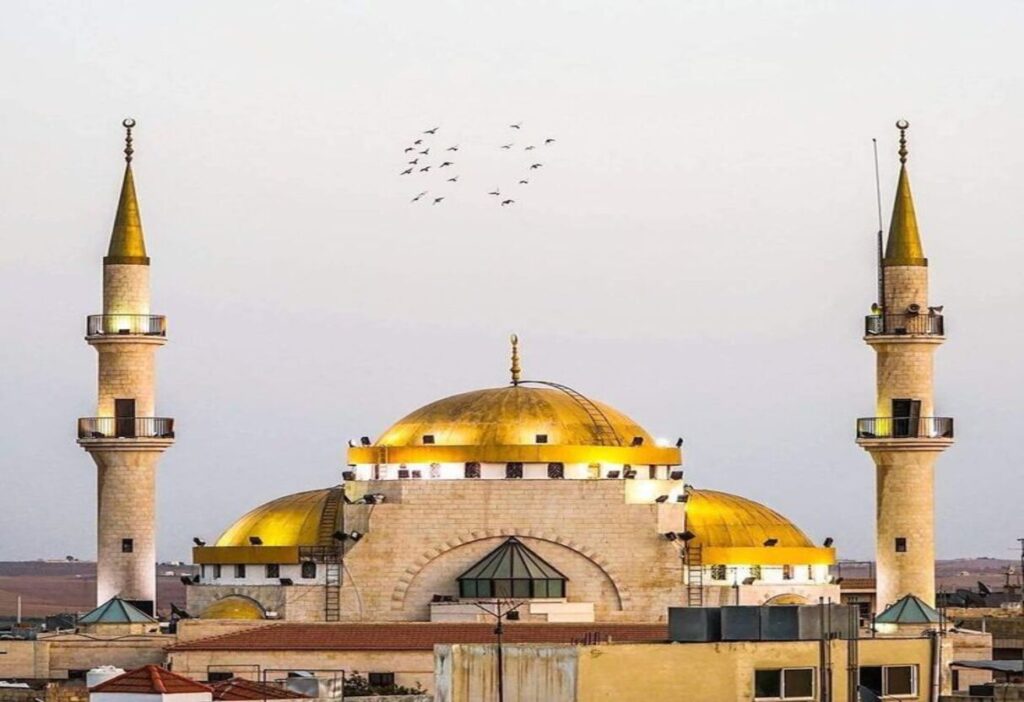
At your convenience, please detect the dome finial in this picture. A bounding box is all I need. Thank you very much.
[509,334,521,386]
[122,118,136,164]
[896,119,909,164]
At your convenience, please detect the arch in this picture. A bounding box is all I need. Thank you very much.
[390,529,632,611]
[765,593,810,606]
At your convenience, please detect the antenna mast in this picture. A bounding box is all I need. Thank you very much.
[873,138,885,310]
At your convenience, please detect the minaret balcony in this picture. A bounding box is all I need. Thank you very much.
[856,417,953,441]
[86,314,166,338]
[864,313,943,337]
[78,417,175,440]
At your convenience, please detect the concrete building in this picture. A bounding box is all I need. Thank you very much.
[856,121,953,613]
[77,119,174,615]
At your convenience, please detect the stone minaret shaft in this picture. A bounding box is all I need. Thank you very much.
[858,121,953,612]
[78,119,173,614]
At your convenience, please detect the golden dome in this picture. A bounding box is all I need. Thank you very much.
[215,487,342,548]
[347,384,681,466]
[201,596,265,620]
[685,489,834,566]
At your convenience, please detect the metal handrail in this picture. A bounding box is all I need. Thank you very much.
[856,417,953,440]
[77,417,175,439]
[864,314,943,336]
[86,315,166,337]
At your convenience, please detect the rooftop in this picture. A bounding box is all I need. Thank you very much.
[90,665,212,694]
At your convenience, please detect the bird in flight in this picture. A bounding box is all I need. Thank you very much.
[411,191,428,202]
[501,199,515,206]
[489,188,501,196]
[419,148,430,155]
[404,146,415,153]
[424,127,439,134]
[530,163,543,169]
[447,176,459,182]
[518,179,529,185]
[408,158,419,165]
[510,122,522,129]
[439,161,454,168]
[400,168,413,175]
[433,196,444,205]
[413,139,423,145]
[524,145,536,151]
[446,145,459,151]
[501,144,513,150]
[419,166,432,172]
[544,138,556,144]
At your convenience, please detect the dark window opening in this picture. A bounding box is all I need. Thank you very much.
[367,673,395,688]
[207,672,233,683]
[892,398,922,437]
[266,564,280,578]
[213,564,222,579]
[398,468,410,478]
[754,668,814,700]
[535,434,548,444]
[234,564,246,578]
[859,665,916,697]
[423,434,435,444]
[895,537,907,552]
[464,462,481,479]
[547,463,564,479]
[506,462,523,479]
[114,398,136,438]
[121,538,134,553]
[301,561,317,579]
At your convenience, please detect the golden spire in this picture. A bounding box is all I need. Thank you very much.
[883,119,927,267]
[509,334,521,386]
[105,118,150,265]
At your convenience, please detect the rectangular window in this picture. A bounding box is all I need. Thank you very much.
[860,665,917,698]
[121,538,134,553]
[213,564,222,579]
[367,672,395,688]
[547,463,564,479]
[266,564,280,578]
[301,561,317,579]
[234,564,246,578]
[464,462,481,478]
[207,672,233,683]
[895,537,907,553]
[783,564,793,580]
[506,463,523,479]
[710,564,727,581]
[754,668,815,700]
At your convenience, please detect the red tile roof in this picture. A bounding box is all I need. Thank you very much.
[210,678,309,700]
[169,622,668,652]
[90,665,213,694]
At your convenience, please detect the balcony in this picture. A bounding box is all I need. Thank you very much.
[856,417,953,440]
[86,315,166,337]
[78,417,175,440]
[864,313,943,336]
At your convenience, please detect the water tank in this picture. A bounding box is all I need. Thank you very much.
[720,606,761,641]
[87,667,125,688]
[668,607,721,642]
[760,606,800,640]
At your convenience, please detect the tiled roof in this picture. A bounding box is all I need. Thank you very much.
[90,665,213,694]
[169,622,668,652]
[875,594,940,624]
[80,597,156,624]
[211,678,309,700]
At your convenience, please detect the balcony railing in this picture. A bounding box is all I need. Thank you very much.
[864,314,943,336]
[78,417,175,439]
[86,315,166,337]
[856,417,953,440]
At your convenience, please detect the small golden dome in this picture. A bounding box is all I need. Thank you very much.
[201,596,265,620]
[215,487,342,548]
[347,384,681,466]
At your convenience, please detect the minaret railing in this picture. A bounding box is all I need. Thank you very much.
[78,417,175,439]
[856,417,953,440]
[86,314,166,337]
[864,313,943,336]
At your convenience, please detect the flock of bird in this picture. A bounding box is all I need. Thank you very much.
[398,123,556,206]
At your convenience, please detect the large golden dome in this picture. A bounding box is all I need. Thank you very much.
[347,383,681,466]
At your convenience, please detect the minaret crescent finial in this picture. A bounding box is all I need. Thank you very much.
[896,119,909,164]
[509,333,521,386]
[122,118,136,164]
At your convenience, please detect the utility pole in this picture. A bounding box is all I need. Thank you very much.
[473,599,525,702]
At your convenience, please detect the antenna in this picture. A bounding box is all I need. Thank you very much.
[873,138,885,311]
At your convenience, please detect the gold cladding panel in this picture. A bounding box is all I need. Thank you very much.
[214,488,333,548]
[686,489,817,549]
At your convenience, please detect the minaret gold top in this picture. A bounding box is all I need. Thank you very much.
[883,119,927,267]
[105,118,150,266]
[510,334,521,386]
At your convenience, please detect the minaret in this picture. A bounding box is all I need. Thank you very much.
[77,119,174,615]
[857,120,953,611]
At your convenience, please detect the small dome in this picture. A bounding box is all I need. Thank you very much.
[215,487,343,548]
[201,596,265,620]
[685,489,816,548]
[347,384,681,466]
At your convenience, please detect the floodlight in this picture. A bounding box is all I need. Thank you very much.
[249,536,263,546]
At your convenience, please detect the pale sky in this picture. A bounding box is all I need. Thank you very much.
[1,1,1022,562]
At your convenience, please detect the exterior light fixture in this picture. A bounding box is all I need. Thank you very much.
[676,494,688,503]
[193,537,206,547]
[654,495,669,503]
[663,532,678,541]
[631,436,644,447]
[763,538,778,547]
[249,536,263,546]
[342,470,356,481]
[360,436,371,446]
[332,530,346,541]
[676,438,684,448]
[823,537,834,547]
[679,531,696,541]
[606,470,621,479]
[624,468,637,479]
[669,470,684,480]
[742,577,756,585]
[348,531,363,542]
[279,578,294,586]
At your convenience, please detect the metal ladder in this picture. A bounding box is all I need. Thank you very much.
[523,380,623,446]
[324,559,341,622]
[686,545,704,607]
[319,488,345,622]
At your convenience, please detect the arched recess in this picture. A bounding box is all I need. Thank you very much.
[765,593,810,605]
[390,529,632,612]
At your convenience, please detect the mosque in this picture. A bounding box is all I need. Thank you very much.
[78,119,951,628]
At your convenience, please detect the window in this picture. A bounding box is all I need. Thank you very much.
[367,672,395,688]
[783,565,793,580]
[895,537,907,552]
[430,463,441,478]
[423,434,435,444]
[121,538,133,553]
[547,463,564,479]
[860,665,917,698]
[506,462,523,479]
[754,668,815,700]
[213,564,222,579]
[398,467,410,478]
[207,672,233,683]
[750,565,762,580]
[464,462,481,479]
[710,565,727,581]
[234,564,246,578]
[301,561,317,579]
[535,434,548,444]
[266,564,280,578]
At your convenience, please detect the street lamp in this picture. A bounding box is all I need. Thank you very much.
[472,598,526,702]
